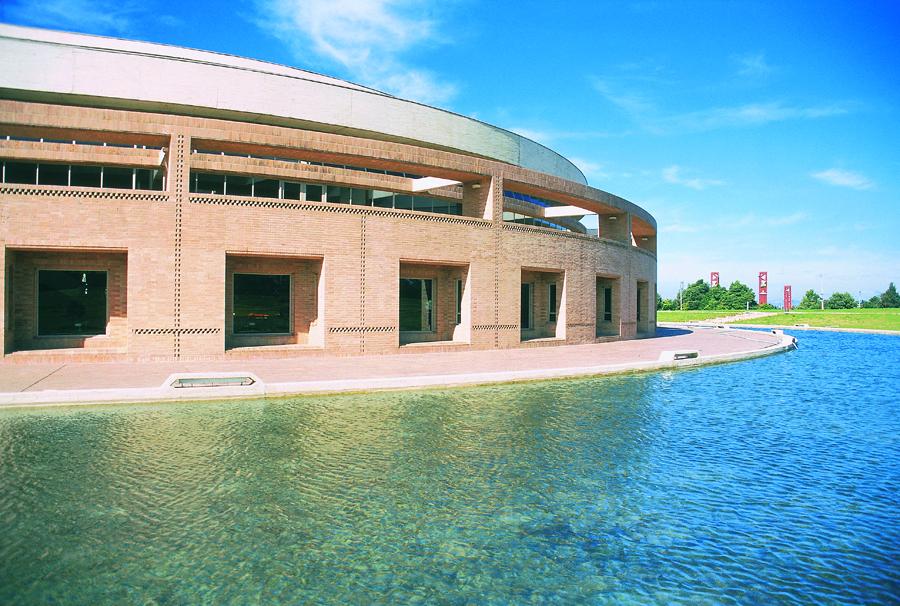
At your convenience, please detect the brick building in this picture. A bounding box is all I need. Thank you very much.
[0,25,657,362]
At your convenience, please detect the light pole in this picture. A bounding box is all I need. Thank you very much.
[679,281,684,310]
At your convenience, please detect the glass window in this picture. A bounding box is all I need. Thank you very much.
[604,287,613,322]
[37,163,68,186]
[103,166,133,189]
[135,169,164,191]
[306,183,323,202]
[372,190,394,208]
[394,195,413,210]
[192,172,224,194]
[253,178,279,199]
[456,279,463,325]
[38,270,107,336]
[549,283,557,322]
[637,287,642,322]
[233,274,291,334]
[399,278,433,332]
[226,175,253,197]
[326,185,351,204]
[412,196,433,213]
[70,165,101,187]
[521,283,532,329]
[351,188,372,205]
[283,181,302,200]
[5,161,37,184]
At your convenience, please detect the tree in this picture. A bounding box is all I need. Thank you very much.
[661,298,679,311]
[703,285,729,310]
[725,280,757,310]
[798,289,822,310]
[825,292,856,309]
[656,292,663,310]
[861,295,881,309]
[681,279,709,310]
[880,282,900,308]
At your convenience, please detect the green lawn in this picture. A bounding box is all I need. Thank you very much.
[657,310,756,322]
[730,308,900,331]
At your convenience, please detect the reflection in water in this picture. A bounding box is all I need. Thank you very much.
[0,331,898,605]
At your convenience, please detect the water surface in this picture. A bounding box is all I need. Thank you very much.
[1,330,898,604]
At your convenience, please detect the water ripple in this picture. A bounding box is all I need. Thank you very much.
[0,330,898,604]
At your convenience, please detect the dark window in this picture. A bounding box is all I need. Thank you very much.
[253,178,280,199]
[305,183,323,202]
[394,195,413,210]
[37,163,68,186]
[38,270,107,336]
[192,172,224,194]
[326,185,351,204]
[549,283,557,322]
[283,181,303,200]
[233,274,291,334]
[5,161,37,184]
[399,278,433,331]
[521,283,532,329]
[372,190,394,208]
[226,175,253,197]
[103,166,133,189]
[604,287,612,322]
[456,279,463,325]
[135,168,163,190]
[70,165,101,187]
[351,188,372,205]
[637,288,642,322]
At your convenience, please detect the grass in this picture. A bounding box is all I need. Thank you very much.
[657,310,756,322]
[730,308,900,331]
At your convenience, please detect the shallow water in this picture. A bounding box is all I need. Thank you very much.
[1,330,898,605]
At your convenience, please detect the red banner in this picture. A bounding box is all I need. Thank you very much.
[784,285,792,311]
[711,272,719,288]
[758,271,768,305]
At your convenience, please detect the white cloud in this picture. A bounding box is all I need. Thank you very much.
[661,165,724,190]
[568,157,610,181]
[735,52,772,78]
[662,223,699,233]
[1,0,142,34]
[592,79,852,134]
[258,0,456,105]
[811,168,875,191]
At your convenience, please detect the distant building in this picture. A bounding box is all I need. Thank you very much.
[0,25,657,361]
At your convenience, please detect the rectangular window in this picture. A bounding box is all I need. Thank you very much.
[225,175,253,197]
[455,279,463,325]
[372,190,394,208]
[399,278,434,331]
[350,188,372,205]
[70,165,101,187]
[5,161,37,184]
[548,282,557,322]
[135,168,163,191]
[103,166,134,189]
[637,287,642,322]
[283,181,302,200]
[233,274,291,334]
[604,287,613,322]
[38,270,107,336]
[253,178,280,199]
[37,163,69,186]
[305,183,323,202]
[394,194,413,210]
[326,185,351,204]
[192,172,224,194]
[521,283,532,329]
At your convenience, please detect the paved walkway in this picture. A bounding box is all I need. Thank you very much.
[0,327,796,408]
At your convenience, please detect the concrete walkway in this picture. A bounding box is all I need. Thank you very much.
[0,327,797,408]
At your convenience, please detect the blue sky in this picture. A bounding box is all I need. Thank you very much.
[2,0,898,300]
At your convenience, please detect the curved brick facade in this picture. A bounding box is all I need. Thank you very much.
[0,26,657,362]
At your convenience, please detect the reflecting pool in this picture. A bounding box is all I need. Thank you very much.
[1,330,898,604]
